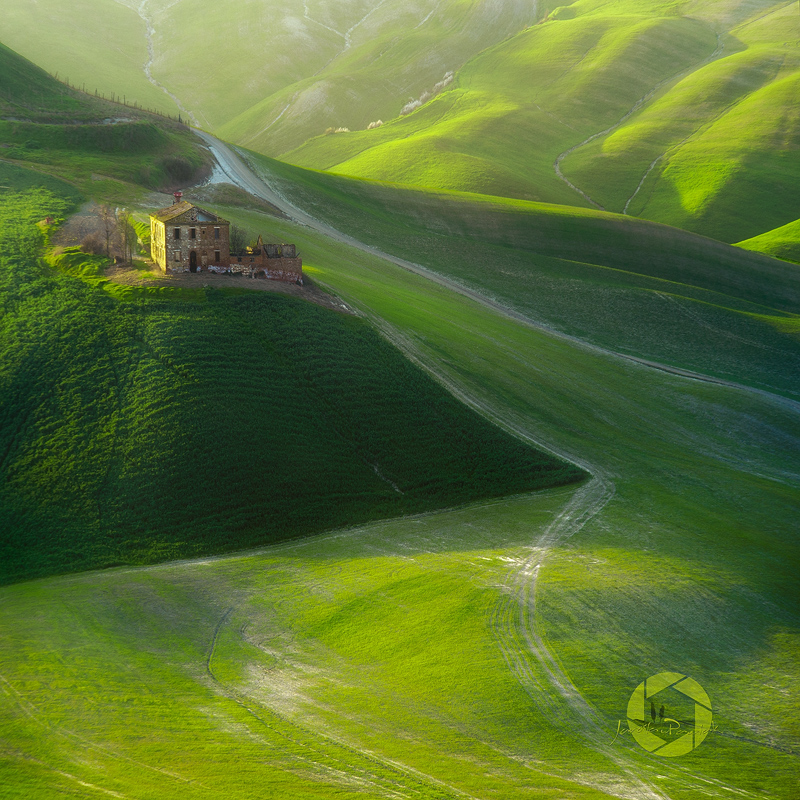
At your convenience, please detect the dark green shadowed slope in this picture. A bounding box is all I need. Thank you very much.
[0,189,582,585]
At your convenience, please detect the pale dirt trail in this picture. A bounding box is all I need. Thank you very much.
[190,130,797,798]
[555,32,726,213]
[126,0,201,126]
[193,129,800,419]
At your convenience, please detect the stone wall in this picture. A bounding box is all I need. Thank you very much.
[158,219,230,273]
[228,254,303,283]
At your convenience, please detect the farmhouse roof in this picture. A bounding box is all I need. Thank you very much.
[150,201,226,224]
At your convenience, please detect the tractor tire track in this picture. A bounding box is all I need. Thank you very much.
[204,607,479,799]
[0,668,200,789]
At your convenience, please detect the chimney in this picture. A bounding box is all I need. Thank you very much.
[173,190,183,205]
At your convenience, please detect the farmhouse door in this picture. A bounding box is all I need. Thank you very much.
[190,251,198,272]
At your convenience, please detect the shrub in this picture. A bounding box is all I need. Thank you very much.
[400,72,454,116]
[81,232,104,254]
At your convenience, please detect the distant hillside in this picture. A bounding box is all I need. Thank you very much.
[0,41,210,196]
[2,0,538,153]
[283,0,800,243]
[0,186,582,585]
[4,2,797,242]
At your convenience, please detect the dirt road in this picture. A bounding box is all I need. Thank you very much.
[193,129,800,418]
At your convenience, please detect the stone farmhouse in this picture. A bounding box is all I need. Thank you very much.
[149,194,303,284]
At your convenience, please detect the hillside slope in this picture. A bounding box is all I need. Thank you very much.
[737,215,800,264]
[0,41,209,197]
[240,151,800,402]
[0,186,581,585]
[284,0,800,242]
[1,157,798,800]
[2,0,538,153]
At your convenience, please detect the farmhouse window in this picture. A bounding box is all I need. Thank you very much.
[174,252,180,261]
[214,227,220,239]
[190,228,196,239]
[173,227,180,240]
[215,251,221,262]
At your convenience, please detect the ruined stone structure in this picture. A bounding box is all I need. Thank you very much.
[150,196,303,283]
[150,196,230,273]
[227,235,303,284]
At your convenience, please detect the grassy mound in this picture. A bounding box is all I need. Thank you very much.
[737,216,800,265]
[0,161,83,204]
[0,188,582,585]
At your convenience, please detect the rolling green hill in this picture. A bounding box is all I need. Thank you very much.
[0,5,799,798]
[2,0,538,151]
[0,185,581,586]
[0,41,210,198]
[0,160,798,799]
[4,1,798,242]
[283,0,800,242]
[737,215,800,264]
[241,151,800,402]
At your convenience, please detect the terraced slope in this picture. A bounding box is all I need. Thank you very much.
[0,42,209,197]
[284,0,800,242]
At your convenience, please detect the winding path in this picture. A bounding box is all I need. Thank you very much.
[191,130,799,798]
[193,129,800,419]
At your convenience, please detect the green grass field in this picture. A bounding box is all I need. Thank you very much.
[282,0,800,242]
[737,215,800,264]
[237,152,800,402]
[0,42,210,197]
[1,5,799,798]
[4,1,798,241]
[1,0,538,151]
[0,186,581,586]
[1,181,798,798]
